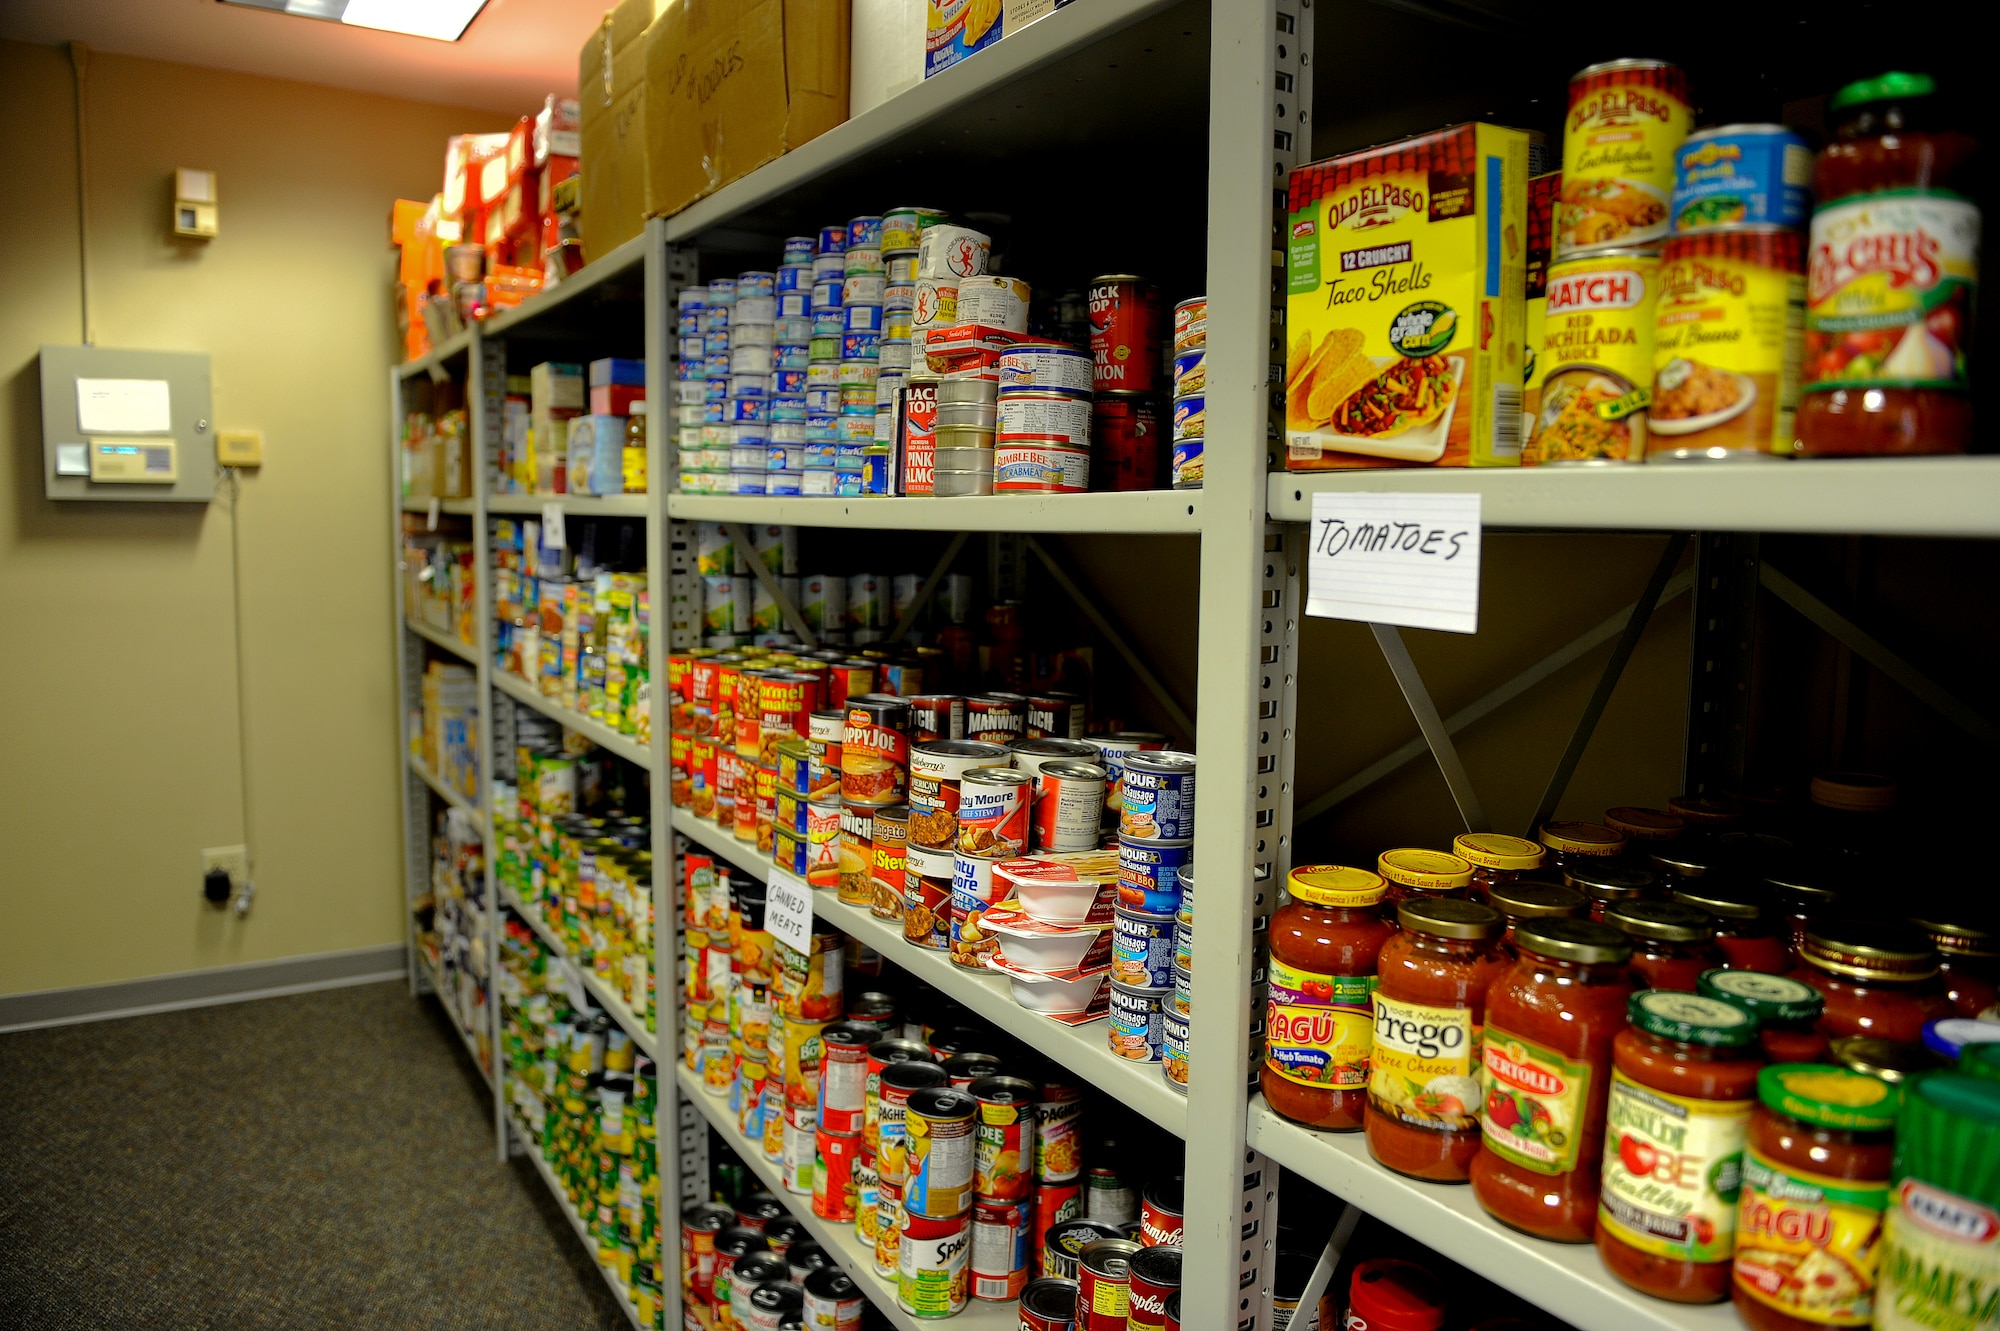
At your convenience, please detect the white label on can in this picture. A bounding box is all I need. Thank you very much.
[994,443,1091,492]
[998,394,1092,442]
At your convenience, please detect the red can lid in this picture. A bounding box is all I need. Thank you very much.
[1348,1259,1447,1331]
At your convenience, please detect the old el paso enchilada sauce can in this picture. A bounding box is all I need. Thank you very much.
[1559,59,1691,258]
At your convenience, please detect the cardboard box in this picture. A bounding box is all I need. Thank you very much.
[644,0,850,219]
[1283,122,1528,470]
[579,0,657,261]
[853,0,924,116]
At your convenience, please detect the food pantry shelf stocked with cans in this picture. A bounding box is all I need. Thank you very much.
[672,206,1206,498]
[673,886,1193,1328]
[492,358,651,499]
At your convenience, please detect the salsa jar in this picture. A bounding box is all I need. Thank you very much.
[1539,821,1629,875]
[1377,849,1475,906]
[1471,919,1635,1241]
[1733,1065,1899,1331]
[1453,833,1546,903]
[1263,866,1396,1131]
[1607,900,1721,992]
[1912,912,2000,1018]
[1364,899,1510,1182]
[1597,991,1763,1303]
[1792,922,1951,1044]
[1566,865,1658,923]
[1487,879,1590,953]
[1674,881,1792,974]
[1798,73,1980,457]
[1700,969,1830,1064]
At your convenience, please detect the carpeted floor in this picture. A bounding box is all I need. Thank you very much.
[0,979,626,1330]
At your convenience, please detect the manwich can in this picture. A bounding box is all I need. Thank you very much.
[906,692,966,743]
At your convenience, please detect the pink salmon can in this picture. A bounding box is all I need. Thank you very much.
[902,376,938,495]
[1088,275,1163,393]
[972,1196,1033,1301]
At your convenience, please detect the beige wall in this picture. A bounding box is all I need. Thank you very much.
[0,40,506,995]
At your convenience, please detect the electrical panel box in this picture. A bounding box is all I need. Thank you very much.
[40,345,213,502]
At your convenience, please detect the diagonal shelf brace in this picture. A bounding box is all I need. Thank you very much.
[721,522,818,648]
[888,531,971,643]
[1761,562,2000,752]
[1372,624,1490,833]
[1024,535,1197,741]
[1526,533,1690,835]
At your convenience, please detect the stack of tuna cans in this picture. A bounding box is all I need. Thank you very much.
[866,209,934,492]
[1169,297,1206,489]
[671,286,719,491]
[768,240,813,495]
[805,227,846,492]
[996,342,1095,494]
[934,377,998,496]
[838,216,884,496]
[1109,751,1196,1077]
[729,271,782,494]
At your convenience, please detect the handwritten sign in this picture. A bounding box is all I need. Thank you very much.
[541,501,567,551]
[1306,491,1482,634]
[766,867,814,955]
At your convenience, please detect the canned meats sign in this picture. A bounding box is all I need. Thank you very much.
[766,867,814,955]
[1305,490,1482,634]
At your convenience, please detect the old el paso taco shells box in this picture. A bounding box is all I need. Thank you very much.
[1286,122,1530,470]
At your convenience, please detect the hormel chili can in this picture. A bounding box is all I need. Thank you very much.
[841,694,911,806]
[824,659,875,710]
[758,671,818,764]
[965,692,1027,744]
[902,376,938,496]
[1078,1237,1141,1331]
[906,692,966,743]
[811,1129,861,1223]
[969,1075,1038,1201]
[1092,392,1162,492]
[1043,1220,1120,1282]
[1021,1277,1082,1330]
[971,1196,1032,1300]
[1126,1245,1183,1331]
[1026,691,1087,740]
[1139,1177,1184,1247]
[1088,275,1163,393]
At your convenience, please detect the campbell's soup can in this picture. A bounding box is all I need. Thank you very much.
[1126,1245,1183,1331]
[1020,1276,1082,1331]
[1524,248,1659,465]
[965,692,1028,744]
[1140,1178,1185,1247]
[873,1180,904,1277]
[1078,1237,1141,1331]
[969,1075,1038,1201]
[903,1085,978,1218]
[972,1196,1033,1300]
[811,1129,861,1223]
[877,1058,949,1185]
[906,692,966,743]
[802,1266,862,1330]
[816,1022,875,1135]
[841,694,910,806]
[1557,59,1691,258]
[1089,275,1163,393]
[869,804,910,921]
[1043,1220,1120,1282]
[898,1211,971,1317]
[1025,691,1087,740]
[956,768,1033,857]
[1164,1290,1181,1331]
[1092,391,1163,492]
[681,1202,734,1306]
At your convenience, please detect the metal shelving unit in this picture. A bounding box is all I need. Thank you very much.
[487,493,649,518]
[666,490,1203,534]
[404,616,478,665]
[506,1104,648,1331]
[492,671,653,770]
[407,751,482,828]
[500,884,659,1061]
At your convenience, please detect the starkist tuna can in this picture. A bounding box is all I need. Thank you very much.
[999,345,1094,395]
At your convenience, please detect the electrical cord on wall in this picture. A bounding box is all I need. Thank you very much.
[69,41,95,347]
[221,466,257,917]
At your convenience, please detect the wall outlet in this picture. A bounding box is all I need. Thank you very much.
[202,845,249,889]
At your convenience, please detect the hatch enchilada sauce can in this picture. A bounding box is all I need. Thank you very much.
[1650,227,1806,458]
[1523,248,1658,464]
[1558,59,1691,258]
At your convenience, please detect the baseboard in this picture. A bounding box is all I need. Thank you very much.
[0,944,408,1033]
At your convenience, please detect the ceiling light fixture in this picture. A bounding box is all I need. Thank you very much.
[217,0,490,43]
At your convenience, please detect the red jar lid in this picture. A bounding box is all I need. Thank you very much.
[1347,1259,1447,1331]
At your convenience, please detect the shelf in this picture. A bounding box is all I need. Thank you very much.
[493,672,653,770]
[676,1065,1021,1331]
[487,493,651,518]
[418,947,489,1080]
[405,616,479,665]
[666,490,1201,535]
[671,809,1188,1135]
[481,231,649,344]
[1245,1099,1741,1331]
[408,751,484,830]
[501,885,658,1061]
[506,1104,646,1331]
[400,496,476,515]
[661,0,1202,247]
[1266,457,2000,538]
[397,328,473,380]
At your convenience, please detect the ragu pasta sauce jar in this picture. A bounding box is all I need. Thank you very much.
[1263,866,1396,1131]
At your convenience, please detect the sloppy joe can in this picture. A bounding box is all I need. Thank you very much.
[999,345,1094,395]
[1120,751,1197,842]
[1126,1246,1183,1331]
[1140,1179,1185,1247]
[1107,982,1169,1062]
[1558,59,1692,258]
[951,850,1006,970]
[1672,124,1813,233]
[802,1267,863,1331]
[965,693,1027,744]
[1524,248,1659,465]
[811,1128,860,1223]
[869,804,910,921]
[1651,227,1806,459]
[1021,1277,1081,1330]
[972,1196,1033,1300]
[878,1058,950,1185]
[806,799,842,890]
[906,693,966,743]
[1112,903,1177,989]
[842,694,911,806]
[956,767,1033,856]
[837,803,874,908]
[1089,276,1163,393]
[874,1181,904,1277]
[1025,692,1086,740]
[970,1075,1038,1202]
[1035,761,1108,853]
[904,1085,978,1218]
[1043,1221,1119,1283]
[1092,392,1162,492]
[903,844,954,949]
[898,1211,971,1318]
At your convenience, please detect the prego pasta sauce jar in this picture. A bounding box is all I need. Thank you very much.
[1263,866,1396,1131]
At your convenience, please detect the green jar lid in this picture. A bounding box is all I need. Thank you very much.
[1961,1041,2000,1085]
[1759,1064,1901,1131]
[1830,71,1938,112]
[1628,990,1759,1048]
[1894,1074,2000,1212]
[1699,968,1825,1023]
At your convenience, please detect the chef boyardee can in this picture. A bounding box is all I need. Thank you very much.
[1120,751,1196,842]
[898,1210,970,1318]
[969,1075,1038,1202]
[1020,1276,1082,1331]
[877,1058,949,1186]
[903,1085,977,1218]
[802,1267,862,1331]
[972,1196,1033,1300]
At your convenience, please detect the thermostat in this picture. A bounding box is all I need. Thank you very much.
[90,439,178,483]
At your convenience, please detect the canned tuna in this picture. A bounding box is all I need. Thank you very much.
[999,345,1095,395]
[996,443,1090,494]
[957,274,1032,331]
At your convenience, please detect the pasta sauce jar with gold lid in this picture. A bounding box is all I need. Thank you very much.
[1791,921,1950,1044]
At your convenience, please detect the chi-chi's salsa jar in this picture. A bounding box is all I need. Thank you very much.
[1798,73,1980,456]
[1701,969,1830,1065]
[1365,900,1510,1182]
[1471,919,1635,1242]
[1792,922,1951,1044]
[1597,991,1763,1303]
[1453,833,1546,903]
[1733,1065,1898,1331]
[1264,866,1397,1132]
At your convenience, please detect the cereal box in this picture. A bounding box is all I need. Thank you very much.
[1284,122,1529,470]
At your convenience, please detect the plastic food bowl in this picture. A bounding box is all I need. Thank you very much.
[1007,874,1114,927]
[1002,967,1106,1016]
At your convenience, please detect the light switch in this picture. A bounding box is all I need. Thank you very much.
[216,430,263,467]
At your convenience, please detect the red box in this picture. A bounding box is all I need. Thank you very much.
[590,383,644,415]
